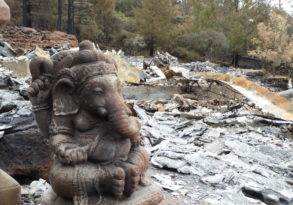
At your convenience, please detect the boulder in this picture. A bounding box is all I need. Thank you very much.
[0,115,51,180]
[0,169,21,205]
[0,0,10,26]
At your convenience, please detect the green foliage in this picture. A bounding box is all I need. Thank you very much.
[115,30,146,55]
[116,0,142,16]
[6,0,292,67]
[249,11,293,67]
[175,30,229,61]
[87,0,120,47]
[134,0,177,55]
[192,0,270,55]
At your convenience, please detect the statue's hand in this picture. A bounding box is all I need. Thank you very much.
[128,117,141,144]
[57,144,88,165]
[28,76,52,105]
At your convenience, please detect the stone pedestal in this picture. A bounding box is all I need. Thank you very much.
[0,169,21,205]
[41,183,164,205]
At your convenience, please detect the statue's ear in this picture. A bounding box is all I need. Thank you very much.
[53,78,79,116]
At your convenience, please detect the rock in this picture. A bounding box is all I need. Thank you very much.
[107,52,143,84]
[242,186,293,205]
[0,0,10,26]
[0,101,17,113]
[152,173,183,192]
[21,27,37,34]
[0,169,21,205]
[204,140,225,156]
[200,170,237,187]
[200,192,266,205]
[0,56,30,77]
[21,179,50,204]
[0,74,17,88]
[147,66,166,82]
[0,126,51,180]
[0,40,16,57]
[41,183,164,205]
[200,198,220,205]
[278,89,293,100]
[169,66,190,79]
[26,46,50,60]
[153,51,178,68]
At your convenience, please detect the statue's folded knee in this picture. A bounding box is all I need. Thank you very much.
[50,162,103,198]
[49,163,76,198]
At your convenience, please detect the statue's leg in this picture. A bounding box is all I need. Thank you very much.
[49,161,126,203]
[98,164,125,198]
[49,161,98,204]
[118,146,149,196]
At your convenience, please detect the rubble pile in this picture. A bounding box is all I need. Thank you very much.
[0,26,78,52]
[0,67,51,181]
[21,179,50,205]
[123,52,293,204]
[0,44,292,204]
[133,97,293,204]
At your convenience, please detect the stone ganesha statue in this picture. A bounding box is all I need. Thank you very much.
[28,41,162,204]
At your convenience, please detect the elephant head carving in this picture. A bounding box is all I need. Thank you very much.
[29,40,139,141]
[51,42,139,140]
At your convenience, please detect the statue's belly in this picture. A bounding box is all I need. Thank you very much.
[89,136,131,162]
[73,129,131,163]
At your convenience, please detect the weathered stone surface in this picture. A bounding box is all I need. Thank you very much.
[41,183,164,205]
[0,56,30,77]
[0,126,51,180]
[0,169,21,205]
[0,106,51,180]
[0,0,10,26]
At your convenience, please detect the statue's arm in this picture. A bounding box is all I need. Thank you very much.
[28,78,52,138]
[51,115,88,165]
[32,106,52,138]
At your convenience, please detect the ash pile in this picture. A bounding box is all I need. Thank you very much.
[0,39,292,205]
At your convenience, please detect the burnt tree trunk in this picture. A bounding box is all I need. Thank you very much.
[67,0,75,34]
[57,0,62,30]
[149,36,155,57]
[22,0,31,27]
[232,52,239,67]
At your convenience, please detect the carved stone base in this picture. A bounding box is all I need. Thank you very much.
[41,183,164,205]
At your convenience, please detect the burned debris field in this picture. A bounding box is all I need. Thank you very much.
[0,0,293,205]
[0,38,292,204]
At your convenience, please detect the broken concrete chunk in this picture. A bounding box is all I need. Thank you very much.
[26,46,50,60]
[0,56,30,77]
[242,186,293,205]
[0,41,16,57]
[107,53,143,84]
